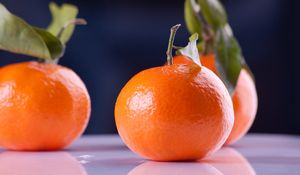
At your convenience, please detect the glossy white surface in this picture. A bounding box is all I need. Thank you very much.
[0,134,299,175]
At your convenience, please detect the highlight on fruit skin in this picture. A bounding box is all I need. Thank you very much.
[114,24,234,161]
[0,3,90,150]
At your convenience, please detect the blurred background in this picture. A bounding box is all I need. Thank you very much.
[0,0,299,135]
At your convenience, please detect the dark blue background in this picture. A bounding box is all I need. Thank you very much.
[0,0,299,134]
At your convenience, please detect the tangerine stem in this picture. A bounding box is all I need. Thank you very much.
[166,24,181,65]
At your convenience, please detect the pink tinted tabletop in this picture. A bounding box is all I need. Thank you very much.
[0,134,299,175]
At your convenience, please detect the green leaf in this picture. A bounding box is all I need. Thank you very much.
[214,24,247,94]
[47,2,78,45]
[0,3,64,60]
[184,0,203,40]
[197,41,204,52]
[178,33,201,66]
[197,0,227,29]
[33,27,64,60]
[184,0,227,34]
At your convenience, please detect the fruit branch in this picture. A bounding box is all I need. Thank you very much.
[172,45,183,50]
[189,0,214,55]
[166,24,181,65]
[48,18,87,64]
[56,18,87,41]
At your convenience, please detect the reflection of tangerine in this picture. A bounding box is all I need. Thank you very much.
[204,147,256,175]
[128,161,222,175]
[0,151,87,175]
[115,64,234,161]
[0,62,91,150]
[173,55,258,144]
[128,147,256,175]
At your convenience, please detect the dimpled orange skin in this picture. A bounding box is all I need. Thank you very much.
[115,64,234,161]
[0,61,91,151]
[173,55,258,145]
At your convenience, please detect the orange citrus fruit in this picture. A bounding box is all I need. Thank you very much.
[173,54,258,144]
[0,61,91,151]
[115,64,234,161]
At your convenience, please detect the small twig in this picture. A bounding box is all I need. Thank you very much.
[56,18,87,40]
[172,45,184,50]
[166,24,181,65]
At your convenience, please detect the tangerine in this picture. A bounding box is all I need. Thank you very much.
[0,61,91,151]
[115,63,234,160]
